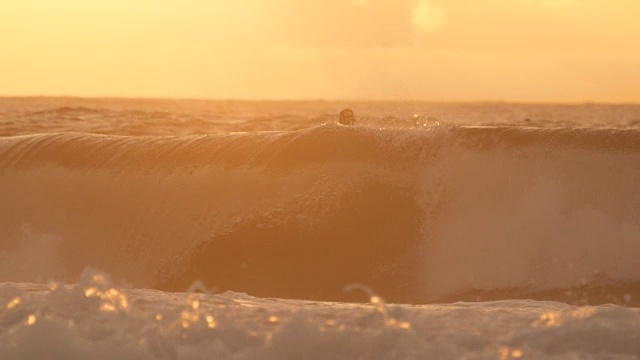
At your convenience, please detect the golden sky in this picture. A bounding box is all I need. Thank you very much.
[1,0,639,102]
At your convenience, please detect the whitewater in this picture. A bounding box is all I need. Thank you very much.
[1,97,639,359]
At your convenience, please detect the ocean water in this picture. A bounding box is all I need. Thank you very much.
[1,97,639,359]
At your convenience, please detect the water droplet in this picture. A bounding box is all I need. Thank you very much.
[206,315,217,328]
[100,303,117,312]
[84,287,98,297]
[7,297,21,309]
[512,349,523,358]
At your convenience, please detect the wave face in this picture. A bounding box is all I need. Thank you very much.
[1,125,639,304]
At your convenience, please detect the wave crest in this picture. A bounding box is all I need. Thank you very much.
[1,125,639,304]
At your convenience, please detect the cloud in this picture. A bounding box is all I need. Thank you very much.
[269,0,416,48]
[412,0,446,34]
[521,0,580,9]
[350,0,371,8]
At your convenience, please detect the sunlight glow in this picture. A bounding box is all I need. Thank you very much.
[1,0,639,101]
[412,0,447,34]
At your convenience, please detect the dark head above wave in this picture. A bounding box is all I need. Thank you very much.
[339,108,356,125]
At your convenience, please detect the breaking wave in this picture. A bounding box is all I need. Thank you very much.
[1,125,639,304]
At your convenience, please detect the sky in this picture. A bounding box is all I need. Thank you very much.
[1,0,639,102]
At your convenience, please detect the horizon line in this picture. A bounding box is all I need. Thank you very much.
[1,94,639,106]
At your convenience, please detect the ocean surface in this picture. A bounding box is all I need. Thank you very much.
[1,97,639,359]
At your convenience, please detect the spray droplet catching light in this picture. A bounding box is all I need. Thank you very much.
[7,297,21,309]
[499,346,524,359]
[206,315,217,328]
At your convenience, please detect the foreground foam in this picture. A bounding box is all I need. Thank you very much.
[1,269,640,360]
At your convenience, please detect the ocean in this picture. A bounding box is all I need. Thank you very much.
[1,97,639,359]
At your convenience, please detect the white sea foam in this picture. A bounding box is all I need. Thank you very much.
[1,269,639,360]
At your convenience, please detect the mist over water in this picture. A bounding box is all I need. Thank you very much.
[1,98,640,359]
